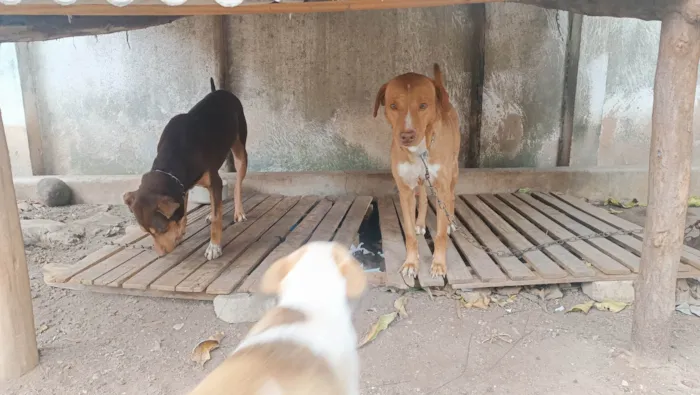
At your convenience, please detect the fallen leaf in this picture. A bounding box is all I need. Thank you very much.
[459,291,490,310]
[37,324,49,334]
[594,300,628,313]
[605,198,640,209]
[191,332,225,367]
[609,209,623,214]
[605,198,621,207]
[567,301,594,314]
[690,196,700,207]
[676,302,692,316]
[394,296,409,319]
[173,323,184,331]
[517,188,532,194]
[358,312,397,348]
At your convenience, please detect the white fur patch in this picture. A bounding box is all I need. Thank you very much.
[397,150,441,190]
[404,112,414,130]
[234,242,360,395]
[406,138,427,154]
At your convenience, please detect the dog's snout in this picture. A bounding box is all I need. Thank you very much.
[400,130,417,145]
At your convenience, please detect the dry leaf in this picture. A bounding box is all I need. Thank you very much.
[567,301,594,314]
[191,332,225,367]
[609,209,623,214]
[605,198,640,209]
[358,312,397,348]
[689,196,700,207]
[459,292,490,310]
[394,296,408,319]
[517,188,532,194]
[594,301,628,313]
[37,324,49,334]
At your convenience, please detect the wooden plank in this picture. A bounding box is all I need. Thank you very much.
[222,198,333,294]
[502,193,630,275]
[69,248,142,285]
[332,196,373,246]
[453,197,535,280]
[131,200,234,249]
[259,196,320,242]
[424,203,473,284]
[522,193,640,271]
[463,195,567,279]
[555,193,700,268]
[392,196,444,287]
[172,196,301,293]
[376,197,410,289]
[148,194,271,291]
[479,194,594,277]
[307,196,353,243]
[94,251,160,287]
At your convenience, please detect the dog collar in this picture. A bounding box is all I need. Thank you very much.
[154,169,186,197]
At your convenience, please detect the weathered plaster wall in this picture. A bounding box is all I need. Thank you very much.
[480,4,568,168]
[226,6,476,172]
[0,43,32,177]
[23,17,218,175]
[571,17,700,167]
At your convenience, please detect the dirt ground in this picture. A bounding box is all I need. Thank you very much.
[2,201,700,395]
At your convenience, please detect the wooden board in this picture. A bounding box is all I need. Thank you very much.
[392,196,444,288]
[44,193,700,299]
[376,197,410,289]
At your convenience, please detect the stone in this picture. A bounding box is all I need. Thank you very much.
[496,286,522,296]
[213,293,276,324]
[544,285,563,300]
[37,177,72,207]
[75,212,124,228]
[44,226,85,245]
[17,201,32,213]
[21,219,67,245]
[581,281,635,303]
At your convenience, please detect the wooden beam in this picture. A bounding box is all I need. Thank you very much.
[465,3,486,168]
[14,43,43,176]
[0,0,501,16]
[0,108,39,381]
[514,0,677,21]
[214,15,235,172]
[556,12,582,167]
[631,3,700,361]
[0,16,181,43]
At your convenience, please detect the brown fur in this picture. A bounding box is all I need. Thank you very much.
[247,307,307,337]
[374,64,460,278]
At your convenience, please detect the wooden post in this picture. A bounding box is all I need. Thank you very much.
[632,5,700,361]
[0,108,39,381]
[15,43,45,176]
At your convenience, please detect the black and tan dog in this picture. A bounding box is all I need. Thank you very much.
[124,78,248,261]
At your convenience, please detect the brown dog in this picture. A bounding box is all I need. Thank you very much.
[373,64,460,278]
[124,78,248,261]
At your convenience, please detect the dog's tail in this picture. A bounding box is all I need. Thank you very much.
[210,77,216,93]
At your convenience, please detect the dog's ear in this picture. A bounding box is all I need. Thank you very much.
[260,246,308,294]
[331,243,367,298]
[373,83,388,118]
[156,195,180,219]
[123,191,136,208]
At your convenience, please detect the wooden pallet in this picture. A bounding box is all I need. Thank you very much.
[378,192,700,290]
[44,194,373,300]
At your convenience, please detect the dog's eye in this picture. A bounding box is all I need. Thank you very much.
[390,104,397,110]
[419,103,428,110]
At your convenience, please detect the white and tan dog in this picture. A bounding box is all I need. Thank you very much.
[188,241,367,395]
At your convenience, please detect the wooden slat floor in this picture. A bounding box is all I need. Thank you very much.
[43,194,373,300]
[44,191,700,298]
[379,193,700,290]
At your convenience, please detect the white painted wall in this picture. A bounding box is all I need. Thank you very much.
[0,43,32,176]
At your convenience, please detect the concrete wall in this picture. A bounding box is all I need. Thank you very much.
[0,43,32,177]
[571,17,700,167]
[481,4,568,168]
[226,6,476,172]
[22,17,218,175]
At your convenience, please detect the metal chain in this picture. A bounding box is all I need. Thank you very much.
[417,153,697,258]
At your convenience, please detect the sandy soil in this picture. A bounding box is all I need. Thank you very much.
[2,201,700,395]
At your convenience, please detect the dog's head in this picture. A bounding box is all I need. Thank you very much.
[123,173,184,256]
[373,64,447,154]
[260,241,367,301]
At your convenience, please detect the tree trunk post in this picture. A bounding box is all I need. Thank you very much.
[632,4,700,361]
[0,108,39,381]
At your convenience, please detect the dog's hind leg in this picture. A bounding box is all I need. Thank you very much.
[231,139,248,222]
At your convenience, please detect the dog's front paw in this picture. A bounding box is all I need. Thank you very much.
[400,261,419,278]
[234,210,247,222]
[414,225,426,235]
[430,260,447,278]
[204,242,223,260]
